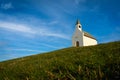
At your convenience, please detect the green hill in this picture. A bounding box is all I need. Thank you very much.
[0,41,120,80]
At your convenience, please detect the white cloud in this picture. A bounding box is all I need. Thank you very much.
[6,48,43,52]
[0,21,70,40]
[41,43,65,49]
[0,21,36,34]
[1,2,13,10]
[41,43,58,49]
[42,32,70,40]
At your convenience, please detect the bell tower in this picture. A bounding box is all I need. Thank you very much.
[72,19,84,47]
[76,19,82,31]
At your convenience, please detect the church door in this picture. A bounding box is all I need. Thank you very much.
[76,41,79,47]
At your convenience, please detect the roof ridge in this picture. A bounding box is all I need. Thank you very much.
[83,31,96,40]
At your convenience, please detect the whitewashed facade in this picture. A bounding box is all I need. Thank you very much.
[72,20,97,47]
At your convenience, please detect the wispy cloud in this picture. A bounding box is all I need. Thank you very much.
[1,2,13,10]
[0,21,70,40]
[41,43,58,49]
[0,21,36,34]
[6,48,43,52]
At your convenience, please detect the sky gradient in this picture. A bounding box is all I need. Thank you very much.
[0,0,120,61]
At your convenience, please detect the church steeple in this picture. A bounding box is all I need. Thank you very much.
[76,19,82,31]
[76,19,81,25]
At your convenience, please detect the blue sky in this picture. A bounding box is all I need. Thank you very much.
[0,0,120,61]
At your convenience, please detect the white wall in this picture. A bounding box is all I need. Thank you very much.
[72,28,83,47]
[83,36,97,46]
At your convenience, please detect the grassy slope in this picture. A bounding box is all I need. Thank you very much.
[0,41,120,80]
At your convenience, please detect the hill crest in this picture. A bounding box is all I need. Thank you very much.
[0,41,120,80]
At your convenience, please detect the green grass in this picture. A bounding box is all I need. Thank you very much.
[0,41,120,80]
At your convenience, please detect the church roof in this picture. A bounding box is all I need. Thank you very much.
[76,19,81,25]
[83,31,96,40]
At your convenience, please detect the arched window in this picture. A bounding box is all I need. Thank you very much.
[76,41,79,47]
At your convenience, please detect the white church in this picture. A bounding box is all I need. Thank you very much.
[72,19,97,47]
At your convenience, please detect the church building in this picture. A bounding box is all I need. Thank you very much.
[72,20,97,47]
